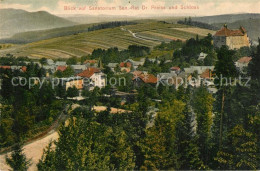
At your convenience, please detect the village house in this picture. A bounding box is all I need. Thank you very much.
[0,65,27,72]
[157,72,177,85]
[184,66,215,75]
[55,61,67,66]
[120,62,132,73]
[107,63,118,72]
[132,71,158,87]
[56,65,67,72]
[124,59,145,70]
[77,67,106,90]
[213,25,250,50]
[46,59,55,65]
[71,65,87,74]
[60,76,84,90]
[170,66,181,75]
[84,60,98,67]
[235,56,252,71]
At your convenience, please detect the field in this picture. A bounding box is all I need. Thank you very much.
[0,21,215,59]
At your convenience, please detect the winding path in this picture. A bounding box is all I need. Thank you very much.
[0,105,69,171]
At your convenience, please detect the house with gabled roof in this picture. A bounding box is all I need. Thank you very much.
[77,67,106,90]
[132,71,158,87]
[213,24,250,49]
[55,61,67,66]
[56,66,67,72]
[71,65,87,74]
[235,56,252,69]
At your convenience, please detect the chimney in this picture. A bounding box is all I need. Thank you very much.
[224,24,227,28]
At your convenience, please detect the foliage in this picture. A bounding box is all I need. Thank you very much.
[66,57,77,65]
[5,143,31,170]
[37,118,135,170]
[66,86,79,97]
[88,21,136,32]
[178,18,218,30]
[215,125,258,170]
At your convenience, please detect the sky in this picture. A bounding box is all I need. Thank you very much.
[0,0,260,16]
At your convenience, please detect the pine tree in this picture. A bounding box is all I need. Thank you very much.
[215,125,258,170]
[192,87,214,166]
[214,46,237,148]
[6,143,31,171]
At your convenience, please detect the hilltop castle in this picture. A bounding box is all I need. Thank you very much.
[213,24,250,50]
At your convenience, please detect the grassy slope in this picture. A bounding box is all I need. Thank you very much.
[0,21,214,59]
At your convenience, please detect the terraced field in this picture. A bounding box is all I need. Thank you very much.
[0,21,215,59]
[172,27,216,36]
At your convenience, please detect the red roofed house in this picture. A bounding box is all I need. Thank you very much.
[120,62,132,73]
[0,66,11,70]
[200,69,215,87]
[84,60,98,67]
[56,66,67,72]
[235,56,252,70]
[213,24,250,50]
[0,66,27,72]
[21,66,27,72]
[170,66,181,74]
[77,67,106,90]
[200,69,213,80]
[132,71,158,87]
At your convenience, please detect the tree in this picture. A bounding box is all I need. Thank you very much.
[215,125,258,170]
[38,119,135,170]
[204,51,217,66]
[66,86,79,97]
[55,83,66,99]
[62,66,75,77]
[214,46,237,148]
[6,143,31,170]
[39,58,47,65]
[141,100,187,170]
[66,57,77,65]
[192,87,214,165]
[249,39,260,81]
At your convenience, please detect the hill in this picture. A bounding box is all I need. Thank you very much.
[193,13,260,24]
[0,8,76,39]
[0,21,215,59]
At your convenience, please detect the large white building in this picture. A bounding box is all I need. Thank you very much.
[77,67,106,90]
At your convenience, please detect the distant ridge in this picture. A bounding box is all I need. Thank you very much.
[0,8,76,39]
[192,13,260,24]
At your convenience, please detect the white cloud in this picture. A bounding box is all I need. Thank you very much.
[0,3,31,10]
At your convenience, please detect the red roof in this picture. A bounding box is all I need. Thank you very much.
[215,26,246,37]
[0,66,11,69]
[57,66,67,72]
[77,67,100,78]
[237,57,252,63]
[200,69,212,79]
[133,72,157,84]
[170,66,180,71]
[132,71,143,76]
[21,66,27,72]
[120,62,132,68]
[84,60,97,64]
